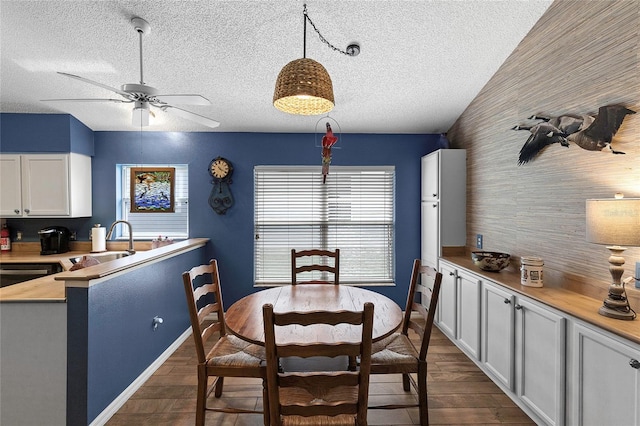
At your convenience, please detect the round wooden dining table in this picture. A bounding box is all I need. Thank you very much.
[225,284,403,346]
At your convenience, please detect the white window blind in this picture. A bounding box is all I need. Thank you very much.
[118,164,189,239]
[254,166,395,286]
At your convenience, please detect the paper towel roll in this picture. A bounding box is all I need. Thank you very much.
[91,226,106,253]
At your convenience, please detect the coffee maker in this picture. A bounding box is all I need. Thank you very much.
[39,226,71,255]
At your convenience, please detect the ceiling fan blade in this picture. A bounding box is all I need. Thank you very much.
[42,98,131,103]
[155,94,211,106]
[57,72,132,98]
[159,105,220,128]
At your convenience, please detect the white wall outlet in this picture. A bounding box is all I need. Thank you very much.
[476,234,483,249]
[635,261,640,289]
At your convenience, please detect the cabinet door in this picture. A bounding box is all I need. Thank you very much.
[571,323,640,426]
[437,261,457,339]
[421,151,439,201]
[516,298,565,426]
[421,201,439,269]
[0,155,23,217]
[482,281,515,390]
[457,269,481,360]
[21,155,70,216]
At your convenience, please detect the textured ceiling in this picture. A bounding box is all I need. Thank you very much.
[0,0,552,133]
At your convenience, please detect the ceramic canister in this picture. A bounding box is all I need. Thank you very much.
[521,256,544,287]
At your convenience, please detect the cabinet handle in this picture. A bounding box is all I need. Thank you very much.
[432,193,437,198]
[515,304,523,310]
[14,209,20,214]
[24,208,30,214]
[631,359,640,369]
[449,272,455,276]
[432,203,437,208]
[503,298,511,304]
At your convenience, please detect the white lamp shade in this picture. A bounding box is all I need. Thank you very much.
[586,198,640,246]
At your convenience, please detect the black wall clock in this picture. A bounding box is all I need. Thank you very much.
[208,157,234,215]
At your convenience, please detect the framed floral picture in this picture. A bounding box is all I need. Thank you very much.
[130,167,175,213]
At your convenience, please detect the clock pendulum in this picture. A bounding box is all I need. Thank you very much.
[208,157,234,215]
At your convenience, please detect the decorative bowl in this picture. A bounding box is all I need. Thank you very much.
[471,251,511,272]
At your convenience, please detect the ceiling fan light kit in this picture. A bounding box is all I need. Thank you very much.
[42,16,220,128]
[273,4,358,116]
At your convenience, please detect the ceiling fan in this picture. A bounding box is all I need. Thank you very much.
[43,17,220,128]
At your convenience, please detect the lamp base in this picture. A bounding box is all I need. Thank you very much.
[598,304,636,320]
[598,285,636,320]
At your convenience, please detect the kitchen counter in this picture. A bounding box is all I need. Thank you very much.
[1,238,210,425]
[0,238,208,301]
[442,254,640,345]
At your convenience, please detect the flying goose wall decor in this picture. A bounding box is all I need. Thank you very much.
[513,104,636,165]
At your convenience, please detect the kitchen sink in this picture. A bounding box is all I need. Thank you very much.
[69,251,131,264]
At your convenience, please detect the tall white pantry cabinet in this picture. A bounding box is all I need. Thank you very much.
[420,149,466,269]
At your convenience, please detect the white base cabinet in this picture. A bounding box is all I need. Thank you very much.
[437,263,566,425]
[568,321,640,426]
[481,280,566,426]
[456,268,482,360]
[437,261,457,340]
[436,260,640,426]
[0,153,92,217]
[437,261,481,360]
[514,296,566,426]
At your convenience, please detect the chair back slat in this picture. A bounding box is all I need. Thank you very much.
[274,309,364,327]
[263,302,373,425]
[182,259,227,364]
[277,343,363,359]
[291,248,340,285]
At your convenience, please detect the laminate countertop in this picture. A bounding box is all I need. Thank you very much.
[441,254,640,346]
[0,238,208,301]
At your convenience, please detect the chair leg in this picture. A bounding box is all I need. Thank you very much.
[348,355,358,371]
[417,362,429,426]
[262,379,270,426]
[214,376,224,398]
[402,373,411,391]
[196,367,207,426]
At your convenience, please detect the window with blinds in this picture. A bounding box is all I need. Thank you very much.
[118,164,189,239]
[254,166,395,286]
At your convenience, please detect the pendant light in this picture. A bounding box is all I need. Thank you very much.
[273,4,359,116]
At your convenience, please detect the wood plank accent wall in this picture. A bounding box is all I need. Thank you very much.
[447,0,640,306]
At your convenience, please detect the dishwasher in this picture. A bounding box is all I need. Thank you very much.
[0,263,63,288]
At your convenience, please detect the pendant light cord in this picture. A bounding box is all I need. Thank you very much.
[303,4,355,57]
[303,4,307,59]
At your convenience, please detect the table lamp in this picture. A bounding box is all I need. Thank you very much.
[586,195,640,320]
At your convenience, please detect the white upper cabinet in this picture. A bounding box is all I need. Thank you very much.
[0,153,92,218]
[0,155,23,217]
[420,149,466,268]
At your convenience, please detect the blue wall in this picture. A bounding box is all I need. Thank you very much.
[0,113,94,156]
[1,113,443,306]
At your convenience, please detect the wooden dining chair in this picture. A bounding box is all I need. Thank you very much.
[291,248,340,285]
[368,259,442,426]
[263,302,374,426]
[182,259,269,426]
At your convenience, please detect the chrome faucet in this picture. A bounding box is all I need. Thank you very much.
[106,220,136,255]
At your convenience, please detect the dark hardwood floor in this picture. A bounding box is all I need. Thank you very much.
[106,325,535,425]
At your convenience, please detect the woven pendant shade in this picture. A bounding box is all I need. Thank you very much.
[273,58,334,115]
